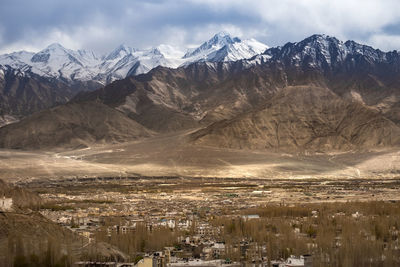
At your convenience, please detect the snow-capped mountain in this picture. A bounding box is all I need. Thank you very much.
[2,33,398,87]
[0,32,268,85]
[103,44,136,61]
[93,44,186,84]
[259,34,396,68]
[0,64,86,121]
[0,43,100,83]
[183,31,268,63]
[243,34,400,73]
[2,32,400,142]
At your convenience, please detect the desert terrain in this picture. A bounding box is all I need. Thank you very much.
[1,129,399,184]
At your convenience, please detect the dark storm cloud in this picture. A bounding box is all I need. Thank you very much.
[1,0,400,54]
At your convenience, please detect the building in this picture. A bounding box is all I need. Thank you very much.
[0,196,12,211]
[136,257,154,267]
[251,191,271,196]
[211,242,225,259]
[137,253,166,267]
[302,255,312,267]
[241,215,260,220]
[285,255,312,267]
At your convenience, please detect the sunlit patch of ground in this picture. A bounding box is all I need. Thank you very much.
[0,131,399,183]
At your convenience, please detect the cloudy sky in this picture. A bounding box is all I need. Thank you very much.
[1,0,400,55]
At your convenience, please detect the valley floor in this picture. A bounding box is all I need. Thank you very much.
[0,131,399,183]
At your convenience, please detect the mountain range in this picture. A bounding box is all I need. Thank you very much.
[0,33,399,152]
[0,32,267,124]
[0,32,268,85]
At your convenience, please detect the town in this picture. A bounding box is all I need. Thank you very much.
[13,176,399,267]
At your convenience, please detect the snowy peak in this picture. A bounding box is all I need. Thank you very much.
[0,51,35,71]
[104,44,135,61]
[207,31,240,46]
[26,42,103,80]
[300,34,340,45]
[124,45,186,77]
[99,44,184,83]
[146,47,163,56]
[1,33,399,97]
[183,32,268,63]
[32,42,100,66]
[183,32,240,59]
[31,43,81,62]
[31,43,71,63]
[45,42,67,51]
[343,40,386,60]
[0,32,268,84]
[261,34,392,69]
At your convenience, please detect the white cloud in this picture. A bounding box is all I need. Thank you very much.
[0,26,115,54]
[368,34,400,52]
[1,0,400,53]
[189,0,400,46]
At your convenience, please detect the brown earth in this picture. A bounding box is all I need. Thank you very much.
[190,86,400,151]
[0,101,153,149]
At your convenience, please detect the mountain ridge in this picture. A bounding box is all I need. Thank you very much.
[0,101,153,149]
[0,64,100,126]
[1,33,400,152]
[0,32,268,85]
[189,86,400,151]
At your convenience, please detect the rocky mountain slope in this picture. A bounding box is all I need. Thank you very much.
[72,34,400,134]
[0,179,127,265]
[190,86,400,151]
[71,61,279,132]
[0,179,41,210]
[0,65,101,127]
[0,101,152,149]
[183,31,268,63]
[0,34,399,152]
[0,32,267,123]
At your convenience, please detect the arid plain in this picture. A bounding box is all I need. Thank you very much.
[1,129,399,184]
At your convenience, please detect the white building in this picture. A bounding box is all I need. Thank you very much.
[285,255,313,267]
[0,196,13,211]
[242,214,260,220]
